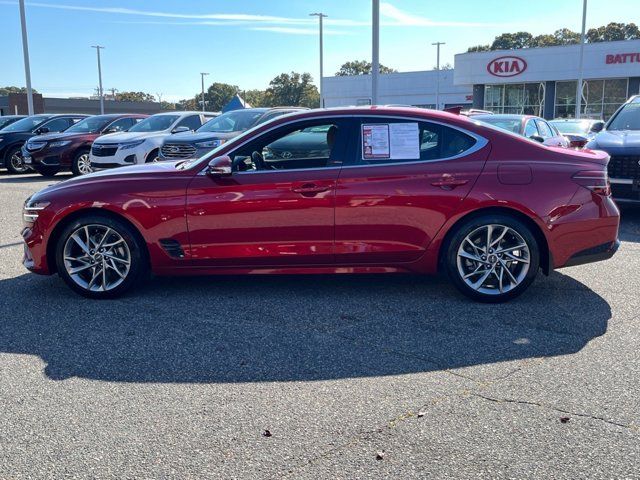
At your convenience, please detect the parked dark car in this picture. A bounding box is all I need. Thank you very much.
[0,115,26,130]
[586,95,640,203]
[158,107,307,161]
[550,118,605,149]
[23,114,147,177]
[474,114,569,148]
[0,114,88,173]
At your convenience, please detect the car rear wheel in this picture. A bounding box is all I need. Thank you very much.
[55,215,147,299]
[6,145,30,174]
[445,214,539,302]
[72,150,92,176]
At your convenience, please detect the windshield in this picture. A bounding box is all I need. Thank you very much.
[0,117,20,130]
[475,116,522,134]
[550,121,590,135]
[128,115,179,133]
[607,103,640,131]
[65,116,111,134]
[197,110,265,133]
[0,115,51,133]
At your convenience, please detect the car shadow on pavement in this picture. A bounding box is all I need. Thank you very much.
[618,205,640,243]
[0,271,610,383]
[0,173,72,184]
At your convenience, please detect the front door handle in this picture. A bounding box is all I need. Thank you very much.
[431,177,469,190]
[292,183,331,195]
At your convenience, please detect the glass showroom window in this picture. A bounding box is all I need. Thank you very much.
[554,79,628,119]
[484,83,545,116]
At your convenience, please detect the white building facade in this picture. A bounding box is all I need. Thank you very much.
[323,39,640,120]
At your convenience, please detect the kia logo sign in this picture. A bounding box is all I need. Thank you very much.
[487,56,527,77]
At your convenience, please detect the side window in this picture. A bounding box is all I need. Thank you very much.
[41,117,71,132]
[105,118,134,133]
[71,117,84,124]
[259,111,287,124]
[231,121,345,172]
[524,120,539,137]
[535,120,553,138]
[176,115,203,131]
[358,119,476,165]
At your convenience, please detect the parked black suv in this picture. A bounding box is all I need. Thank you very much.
[0,114,88,173]
[0,115,26,131]
[158,107,307,161]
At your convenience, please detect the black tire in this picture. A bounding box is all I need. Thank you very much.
[71,149,92,176]
[55,214,148,299]
[145,149,159,163]
[444,214,540,303]
[5,145,30,174]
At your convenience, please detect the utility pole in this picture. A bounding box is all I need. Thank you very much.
[109,87,118,100]
[432,42,445,110]
[18,0,34,115]
[310,12,328,108]
[200,72,209,112]
[575,0,588,119]
[91,45,105,114]
[371,0,380,105]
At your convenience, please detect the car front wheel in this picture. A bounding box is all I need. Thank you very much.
[445,214,540,302]
[72,150,92,176]
[6,146,30,174]
[55,215,147,299]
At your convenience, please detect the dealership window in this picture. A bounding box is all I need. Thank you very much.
[484,83,545,116]
[554,78,628,120]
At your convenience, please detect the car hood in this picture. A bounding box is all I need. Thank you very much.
[95,131,169,144]
[588,130,640,154]
[167,131,242,143]
[30,131,97,142]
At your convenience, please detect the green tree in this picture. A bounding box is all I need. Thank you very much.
[490,32,534,50]
[587,22,640,42]
[176,98,197,111]
[202,82,239,111]
[532,34,559,48]
[159,101,176,111]
[266,72,319,108]
[243,89,269,108]
[0,86,38,95]
[117,91,156,102]
[335,60,397,76]
[553,28,580,45]
[467,44,490,52]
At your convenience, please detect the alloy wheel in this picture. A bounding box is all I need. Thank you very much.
[63,224,131,292]
[456,224,530,295]
[77,153,93,175]
[10,151,29,173]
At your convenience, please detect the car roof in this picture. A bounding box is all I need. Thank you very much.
[0,115,26,119]
[474,114,536,120]
[156,111,217,116]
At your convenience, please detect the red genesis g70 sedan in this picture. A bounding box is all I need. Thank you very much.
[21,107,620,302]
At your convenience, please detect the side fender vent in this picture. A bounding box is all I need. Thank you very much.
[159,239,185,258]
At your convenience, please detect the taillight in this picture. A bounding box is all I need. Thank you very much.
[569,139,587,149]
[572,170,611,196]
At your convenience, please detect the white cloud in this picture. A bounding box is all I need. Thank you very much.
[380,2,497,27]
[251,27,348,36]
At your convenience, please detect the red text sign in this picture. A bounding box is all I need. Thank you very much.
[487,56,527,77]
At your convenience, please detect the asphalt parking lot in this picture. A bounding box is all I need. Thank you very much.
[0,172,639,479]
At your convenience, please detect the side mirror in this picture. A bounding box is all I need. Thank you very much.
[172,126,190,134]
[590,121,604,133]
[36,126,49,135]
[529,135,545,143]
[103,127,118,134]
[206,156,232,177]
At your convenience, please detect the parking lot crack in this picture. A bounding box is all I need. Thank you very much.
[470,393,635,430]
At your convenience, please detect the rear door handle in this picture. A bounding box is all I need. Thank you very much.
[292,183,331,194]
[431,178,469,189]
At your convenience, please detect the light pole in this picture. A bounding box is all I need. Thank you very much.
[371,0,380,105]
[575,0,587,119]
[200,72,209,112]
[432,42,445,110]
[91,45,105,114]
[310,12,327,108]
[18,0,34,115]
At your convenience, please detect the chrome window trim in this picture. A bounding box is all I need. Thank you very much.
[197,113,489,175]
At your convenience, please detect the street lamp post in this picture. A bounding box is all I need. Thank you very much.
[200,72,209,112]
[371,0,380,105]
[91,45,105,114]
[310,12,327,108]
[432,42,445,110]
[18,0,34,115]
[575,0,588,119]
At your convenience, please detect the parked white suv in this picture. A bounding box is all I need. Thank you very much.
[89,111,217,172]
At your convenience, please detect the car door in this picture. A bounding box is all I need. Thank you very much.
[334,116,490,264]
[185,117,352,267]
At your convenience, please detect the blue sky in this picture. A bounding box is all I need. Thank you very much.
[0,0,638,101]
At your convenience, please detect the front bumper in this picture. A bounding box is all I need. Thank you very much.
[610,178,640,203]
[90,143,150,170]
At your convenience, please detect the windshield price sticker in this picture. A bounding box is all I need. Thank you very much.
[362,123,420,160]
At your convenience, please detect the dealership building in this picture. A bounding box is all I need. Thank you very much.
[323,39,640,120]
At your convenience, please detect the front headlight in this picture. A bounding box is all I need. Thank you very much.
[48,140,71,148]
[195,139,225,148]
[119,139,146,150]
[23,198,50,225]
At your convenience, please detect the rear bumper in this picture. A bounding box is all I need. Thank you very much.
[562,239,620,268]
